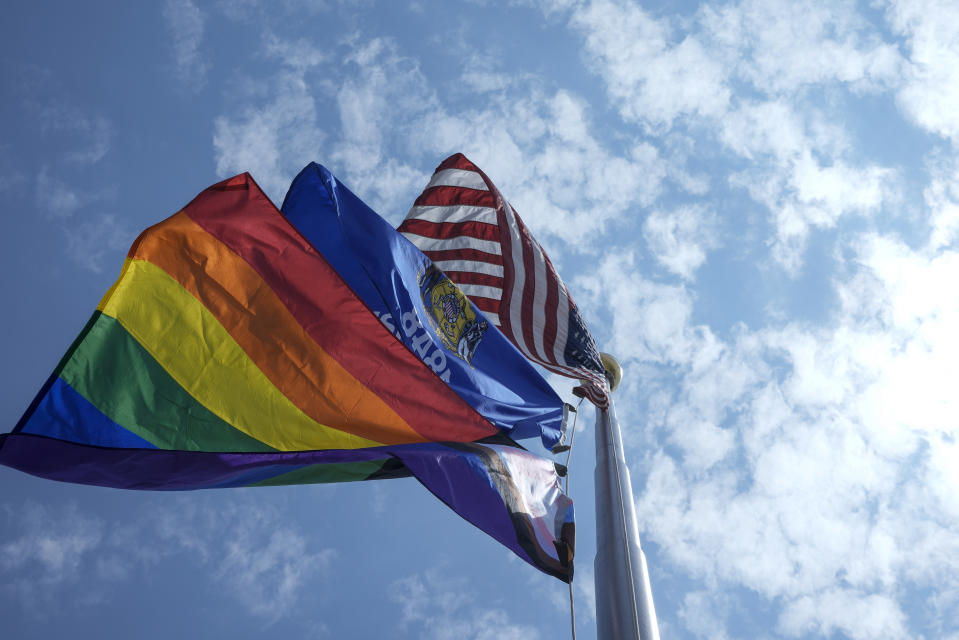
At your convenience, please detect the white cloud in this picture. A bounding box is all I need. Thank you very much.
[551,0,905,272]
[410,88,667,249]
[0,496,336,623]
[214,0,335,22]
[20,93,121,272]
[212,30,333,203]
[579,227,959,637]
[575,564,597,623]
[722,100,896,272]
[643,205,719,280]
[719,99,810,161]
[771,157,894,272]
[327,38,434,214]
[924,152,959,249]
[390,569,543,639]
[575,251,713,367]
[213,34,669,249]
[145,497,338,621]
[778,589,908,640]
[886,0,959,142]
[569,0,730,130]
[679,590,732,640]
[213,36,427,210]
[201,10,959,635]
[35,166,85,218]
[0,169,27,193]
[702,0,901,95]
[0,503,104,610]
[39,105,113,166]
[163,0,210,90]
[63,212,137,273]
[32,164,128,272]
[217,522,336,621]
[263,32,327,70]
[213,83,324,203]
[0,144,30,193]
[34,167,118,228]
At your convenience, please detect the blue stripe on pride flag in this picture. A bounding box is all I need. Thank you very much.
[19,378,157,449]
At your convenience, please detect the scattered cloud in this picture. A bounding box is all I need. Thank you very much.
[701,0,901,95]
[213,83,325,203]
[643,205,720,280]
[679,590,732,640]
[163,0,210,90]
[0,503,104,611]
[924,151,959,250]
[6,71,121,272]
[215,515,337,622]
[213,34,669,245]
[212,31,336,203]
[10,1,959,638]
[327,37,434,213]
[33,163,127,272]
[404,84,668,249]
[552,0,906,272]
[35,166,86,219]
[579,222,959,637]
[215,0,334,22]
[63,212,136,273]
[38,105,113,166]
[778,589,908,640]
[0,495,336,623]
[570,0,731,130]
[390,568,543,639]
[263,32,327,70]
[147,497,338,622]
[886,0,959,142]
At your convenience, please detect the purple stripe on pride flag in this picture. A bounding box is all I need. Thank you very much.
[0,432,570,580]
[397,442,528,564]
[0,433,395,490]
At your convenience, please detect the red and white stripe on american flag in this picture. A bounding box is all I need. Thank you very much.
[398,153,610,408]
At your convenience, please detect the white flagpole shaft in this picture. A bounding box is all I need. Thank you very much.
[594,396,660,640]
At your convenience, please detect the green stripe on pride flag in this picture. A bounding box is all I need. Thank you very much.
[246,458,405,487]
[60,312,276,453]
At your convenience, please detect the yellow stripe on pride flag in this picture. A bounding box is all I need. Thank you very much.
[98,259,383,451]
[131,212,427,446]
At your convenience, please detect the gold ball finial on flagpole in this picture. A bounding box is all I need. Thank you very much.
[600,353,622,392]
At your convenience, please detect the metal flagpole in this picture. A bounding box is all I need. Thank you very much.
[594,354,660,640]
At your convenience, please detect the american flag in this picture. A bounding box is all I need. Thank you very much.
[398,153,610,408]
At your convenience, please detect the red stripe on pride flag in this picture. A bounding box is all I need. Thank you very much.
[131,212,428,447]
[182,173,498,444]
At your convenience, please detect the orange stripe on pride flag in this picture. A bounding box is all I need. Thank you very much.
[184,173,498,443]
[130,211,429,446]
[100,259,381,451]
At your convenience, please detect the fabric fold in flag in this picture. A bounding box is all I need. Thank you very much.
[0,168,574,582]
[0,432,573,582]
[281,162,566,449]
[399,153,610,409]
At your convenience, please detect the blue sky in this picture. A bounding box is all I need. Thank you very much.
[3,0,959,638]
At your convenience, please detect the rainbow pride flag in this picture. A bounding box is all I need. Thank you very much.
[0,168,574,581]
